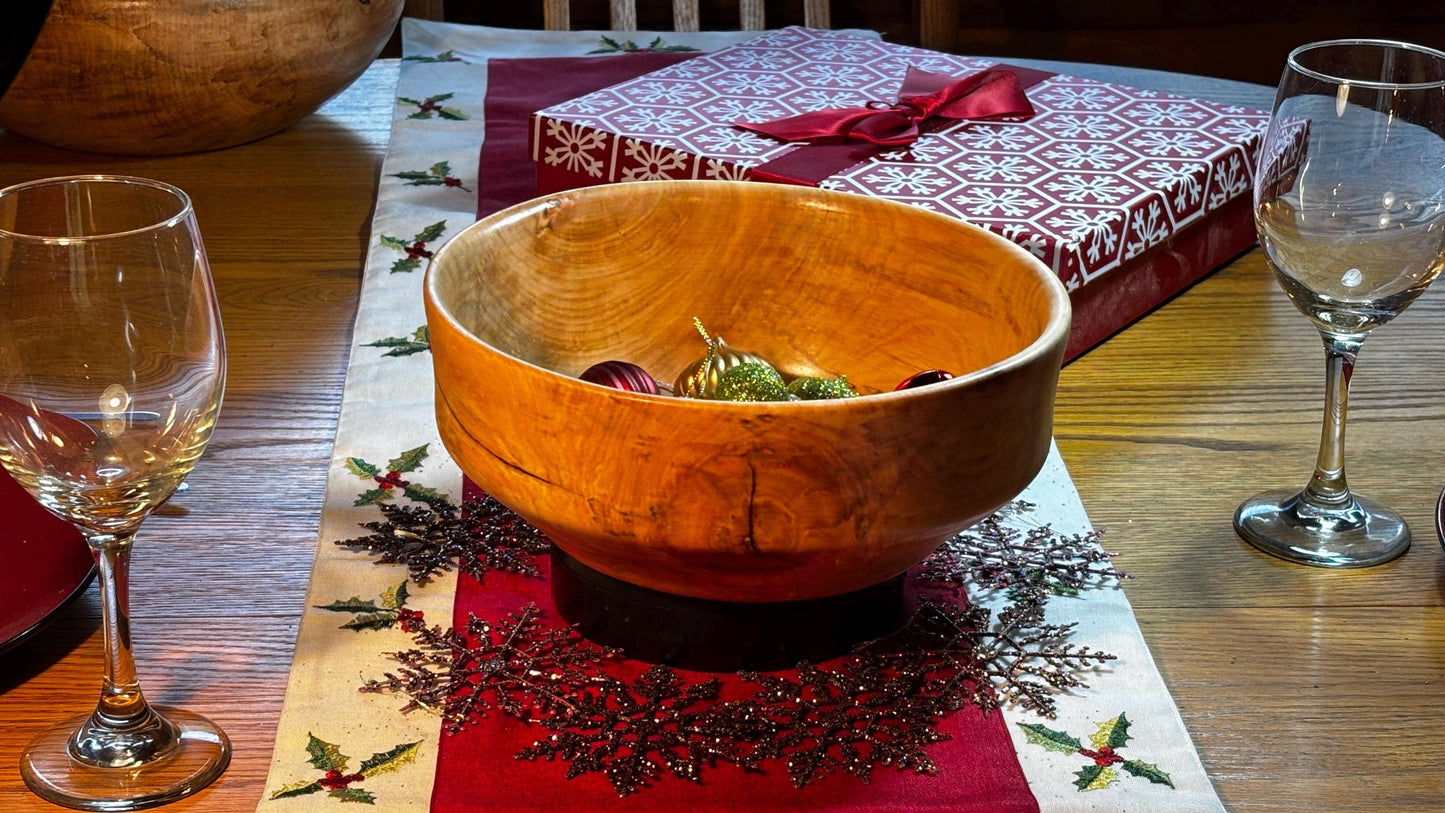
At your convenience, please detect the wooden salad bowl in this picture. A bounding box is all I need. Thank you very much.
[425,181,1070,602]
[0,0,403,155]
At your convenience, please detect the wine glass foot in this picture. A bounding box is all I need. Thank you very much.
[20,706,230,811]
[1234,487,1410,568]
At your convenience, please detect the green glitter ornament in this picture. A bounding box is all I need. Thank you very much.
[715,363,790,402]
[786,374,860,401]
[674,317,773,399]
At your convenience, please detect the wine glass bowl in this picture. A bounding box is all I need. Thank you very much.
[1236,40,1445,567]
[0,176,229,809]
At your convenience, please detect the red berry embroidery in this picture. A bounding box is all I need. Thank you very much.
[397,608,425,632]
[1079,745,1124,766]
[318,769,365,789]
[375,470,411,490]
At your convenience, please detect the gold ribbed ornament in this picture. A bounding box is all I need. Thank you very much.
[674,317,774,399]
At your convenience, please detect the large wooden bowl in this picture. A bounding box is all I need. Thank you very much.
[425,181,1070,602]
[0,0,403,155]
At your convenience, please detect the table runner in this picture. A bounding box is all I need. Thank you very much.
[258,20,1224,812]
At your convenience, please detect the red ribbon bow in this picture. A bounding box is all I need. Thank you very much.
[737,66,1036,147]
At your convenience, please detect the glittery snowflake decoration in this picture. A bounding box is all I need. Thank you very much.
[362,501,1123,796]
[361,603,618,732]
[919,500,1125,626]
[336,495,550,584]
[915,600,1114,718]
[518,665,737,795]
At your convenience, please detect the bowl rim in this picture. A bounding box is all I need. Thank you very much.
[425,180,1071,409]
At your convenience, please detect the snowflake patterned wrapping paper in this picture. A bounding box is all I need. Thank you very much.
[530,26,1271,358]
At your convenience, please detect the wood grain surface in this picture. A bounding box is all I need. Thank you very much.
[1,55,1443,812]
[0,0,403,155]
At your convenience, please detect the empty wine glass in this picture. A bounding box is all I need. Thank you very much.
[0,176,229,809]
[1236,40,1445,567]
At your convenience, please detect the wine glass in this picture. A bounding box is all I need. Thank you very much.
[0,176,230,809]
[1236,40,1445,567]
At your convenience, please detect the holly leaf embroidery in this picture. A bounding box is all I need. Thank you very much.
[1074,764,1118,791]
[1090,713,1131,750]
[273,736,418,805]
[403,50,464,63]
[381,580,410,610]
[414,221,447,243]
[402,483,447,509]
[390,256,422,274]
[341,612,403,632]
[305,733,349,772]
[647,36,700,52]
[1018,722,1083,754]
[317,582,410,632]
[271,778,323,798]
[314,597,381,613]
[355,488,389,507]
[379,235,409,250]
[1019,713,1174,794]
[387,444,430,474]
[1121,759,1174,787]
[365,326,431,357]
[346,458,381,479]
[328,787,376,804]
[359,740,423,777]
[391,161,468,190]
[437,106,468,121]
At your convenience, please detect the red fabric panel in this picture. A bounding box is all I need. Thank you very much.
[432,483,1038,812]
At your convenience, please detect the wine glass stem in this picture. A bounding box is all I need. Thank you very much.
[71,531,175,768]
[92,533,147,724]
[1302,332,1363,510]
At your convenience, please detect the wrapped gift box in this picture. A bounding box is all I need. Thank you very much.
[529,27,1270,359]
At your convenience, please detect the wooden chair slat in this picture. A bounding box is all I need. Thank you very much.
[738,0,765,30]
[610,0,637,30]
[542,0,569,30]
[673,0,701,32]
[802,0,830,29]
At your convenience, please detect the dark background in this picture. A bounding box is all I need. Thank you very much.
[434,0,1445,86]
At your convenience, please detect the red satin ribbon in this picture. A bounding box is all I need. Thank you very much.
[737,66,1036,147]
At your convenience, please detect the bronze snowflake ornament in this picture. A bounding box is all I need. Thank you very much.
[360,500,1124,796]
[361,604,618,732]
[918,500,1126,626]
[336,495,550,584]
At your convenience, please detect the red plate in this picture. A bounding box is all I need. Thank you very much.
[0,466,94,655]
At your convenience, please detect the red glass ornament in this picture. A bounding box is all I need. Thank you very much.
[894,369,954,390]
[579,360,659,395]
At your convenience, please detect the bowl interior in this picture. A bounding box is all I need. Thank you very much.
[430,181,1062,391]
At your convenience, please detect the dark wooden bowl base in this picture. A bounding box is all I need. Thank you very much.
[551,548,911,672]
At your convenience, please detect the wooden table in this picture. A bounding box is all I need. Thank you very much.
[1,55,1442,812]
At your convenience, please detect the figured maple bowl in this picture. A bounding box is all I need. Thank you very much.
[0,0,403,155]
[425,181,1070,603]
